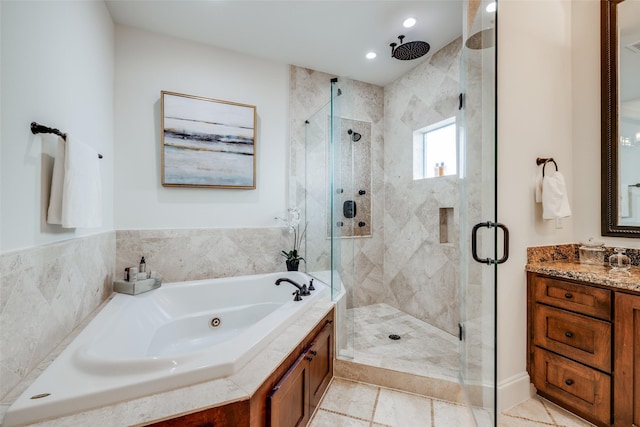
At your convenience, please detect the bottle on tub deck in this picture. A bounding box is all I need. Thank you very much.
[138,256,147,280]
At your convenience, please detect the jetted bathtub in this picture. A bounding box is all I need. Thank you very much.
[3,271,328,426]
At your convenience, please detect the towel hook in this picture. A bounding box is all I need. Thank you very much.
[536,157,558,177]
[31,122,103,159]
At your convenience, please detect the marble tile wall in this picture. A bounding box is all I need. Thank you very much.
[383,37,465,336]
[289,66,387,309]
[290,39,477,339]
[0,232,115,400]
[116,227,292,283]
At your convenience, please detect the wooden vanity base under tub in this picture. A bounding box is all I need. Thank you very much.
[146,309,334,427]
[527,271,640,427]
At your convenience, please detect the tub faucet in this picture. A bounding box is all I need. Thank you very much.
[275,278,311,296]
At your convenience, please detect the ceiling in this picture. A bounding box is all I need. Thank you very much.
[105,1,464,87]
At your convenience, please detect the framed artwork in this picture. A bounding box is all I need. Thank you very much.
[161,90,257,189]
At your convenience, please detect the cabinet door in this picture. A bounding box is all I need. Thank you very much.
[308,321,333,410]
[268,353,310,427]
[614,293,640,427]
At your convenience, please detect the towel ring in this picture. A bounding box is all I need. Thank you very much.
[536,157,558,177]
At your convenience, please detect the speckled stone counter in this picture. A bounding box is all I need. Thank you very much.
[526,244,640,294]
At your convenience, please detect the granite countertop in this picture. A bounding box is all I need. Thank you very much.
[526,260,640,294]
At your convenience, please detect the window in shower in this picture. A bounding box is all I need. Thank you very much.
[413,116,457,179]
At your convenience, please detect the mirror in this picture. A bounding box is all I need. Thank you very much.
[601,0,640,237]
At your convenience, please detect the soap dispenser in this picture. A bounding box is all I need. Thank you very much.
[609,248,630,271]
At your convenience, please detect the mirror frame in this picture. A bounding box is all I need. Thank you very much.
[601,0,640,237]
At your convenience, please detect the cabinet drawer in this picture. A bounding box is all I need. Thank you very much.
[533,349,611,426]
[533,304,611,372]
[533,276,611,320]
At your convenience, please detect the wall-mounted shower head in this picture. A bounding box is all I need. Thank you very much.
[390,35,430,60]
[347,129,362,142]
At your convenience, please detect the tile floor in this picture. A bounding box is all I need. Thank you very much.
[309,378,596,427]
[346,304,461,381]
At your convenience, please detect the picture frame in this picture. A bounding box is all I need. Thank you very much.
[161,90,257,189]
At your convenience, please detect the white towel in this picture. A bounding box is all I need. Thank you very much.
[542,170,572,220]
[46,136,66,225]
[534,165,543,203]
[621,186,630,218]
[47,136,102,228]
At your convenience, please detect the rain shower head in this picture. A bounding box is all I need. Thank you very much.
[347,129,362,142]
[390,35,430,60]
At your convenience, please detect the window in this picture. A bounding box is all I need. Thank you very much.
[413,117,457,180]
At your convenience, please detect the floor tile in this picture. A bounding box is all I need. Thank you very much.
[504,397,555,424]
[318,378,378,421]
[432,399,475,426]
[541,399,596,427]
[373,388,432,427]
[499,414,554,426]
[309,409,370,427]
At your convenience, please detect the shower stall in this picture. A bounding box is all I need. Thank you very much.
[298,1,500,425]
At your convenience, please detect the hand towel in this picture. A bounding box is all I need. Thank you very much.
[534,165,543,203]
[630,186,640,220]
[60,136,102,228]
[46,137,66,225]
[542,170,572,219]
[620,186,630,218]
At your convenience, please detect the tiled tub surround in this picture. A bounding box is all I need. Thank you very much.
[0,294,335,426]
[0,232,116,402]
[526,244,640,293]
[116,227,292,283]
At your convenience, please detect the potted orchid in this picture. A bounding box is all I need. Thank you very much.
[277,208,307,271]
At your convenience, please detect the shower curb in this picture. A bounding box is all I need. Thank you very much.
[333,359,467,405]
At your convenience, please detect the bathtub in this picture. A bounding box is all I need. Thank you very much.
[3,271,328,426]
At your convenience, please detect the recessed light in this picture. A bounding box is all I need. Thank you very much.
[403,18,416,28]
[486,2,496,13]
[366,52,377,59]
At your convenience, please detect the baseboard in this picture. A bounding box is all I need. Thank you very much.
[497,371,533,412]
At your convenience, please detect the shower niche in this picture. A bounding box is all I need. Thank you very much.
[329,118,372,238]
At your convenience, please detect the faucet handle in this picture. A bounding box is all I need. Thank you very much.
[308,279,315,291]
[292,291,302,301]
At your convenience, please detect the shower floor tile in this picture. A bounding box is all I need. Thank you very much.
[344,303,461,381]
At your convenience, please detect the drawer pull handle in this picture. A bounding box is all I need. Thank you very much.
[565,379,574,386]
[565,332,573,338]
[564,293,573,299]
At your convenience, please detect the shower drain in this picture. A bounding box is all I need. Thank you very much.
[388,334,401,340]
[210,317,221,328]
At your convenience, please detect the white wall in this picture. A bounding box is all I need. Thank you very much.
[572,0,640,248]
[0,1,114,253]
[496,0,575,409]
[114,26,289,230]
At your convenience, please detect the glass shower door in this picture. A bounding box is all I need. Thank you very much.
[459,0,501,425]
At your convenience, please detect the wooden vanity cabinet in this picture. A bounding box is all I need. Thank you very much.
[528,272,640,427]
[528,273,613,426]
[267,317,334,427]
[614,292,640,427]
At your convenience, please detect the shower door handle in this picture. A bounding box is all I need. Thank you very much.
[471,221,509,265]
